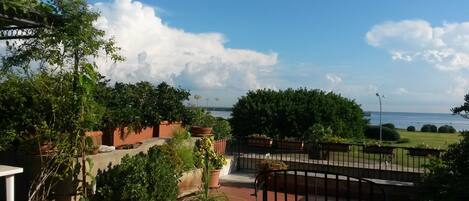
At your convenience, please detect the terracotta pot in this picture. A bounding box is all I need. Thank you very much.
[85,131,103,146]
[155,121,182,138]
[214,139,227,154]
[276,140,304,150]
[364,145,395,155]
[209,169,221,188]
[247,138,273,148]
[321,142,350,152]
[102,127,153,147]
[407,148,441,157]
[190,126,213,137]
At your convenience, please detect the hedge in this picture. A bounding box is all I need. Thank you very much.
[230,88,365,139]
[364,125,401,141]
[407,126,416,132]
[421,124,438,133]
[382,123,395,130]
[438,125,456,133]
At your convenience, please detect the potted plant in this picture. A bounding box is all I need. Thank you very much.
[407,143,442,157]
[363,142,395,155]
[320,134,350,152]
[212,117,232,154]
[304,124,329,159]
[194,137,227,188]
[276,137,304,150]
[256,159,288,188]
[190,109,216,137]
[247,134,273,148]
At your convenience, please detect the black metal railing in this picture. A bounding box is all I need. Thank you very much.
[227,137,442,182]
[255,169,386,201]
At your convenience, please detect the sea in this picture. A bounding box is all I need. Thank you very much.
[209,110,469,131]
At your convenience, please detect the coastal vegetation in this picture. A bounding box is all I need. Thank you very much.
[230,88,365,140]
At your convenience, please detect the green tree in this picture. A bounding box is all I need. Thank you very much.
[1,0,122,200]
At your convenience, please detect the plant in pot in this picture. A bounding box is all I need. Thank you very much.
[320,134,350,152]
[363,141,395,155]
[256,159,288,190]
[407,143,442,157]
[277,137,304,150]
[190,109,216,137]
[247,134,273,148]
[304,124,329,159]
[212,117,232,154]
[194,137,227,188]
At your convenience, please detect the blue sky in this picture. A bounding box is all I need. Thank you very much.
[90,0,469,113]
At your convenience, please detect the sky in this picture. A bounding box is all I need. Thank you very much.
[88,0,469,113]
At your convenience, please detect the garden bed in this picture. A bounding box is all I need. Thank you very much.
[321,142,350,152]
[363,145,395,155]
[407,148,441,157]
[247,138,273,148]
[277,140,304,150]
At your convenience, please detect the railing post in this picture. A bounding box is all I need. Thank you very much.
[236,137,241,171]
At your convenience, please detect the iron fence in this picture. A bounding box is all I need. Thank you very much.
[254,169,386,201]
[227,137,442,182]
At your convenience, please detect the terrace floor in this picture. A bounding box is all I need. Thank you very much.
[217,171,358,201]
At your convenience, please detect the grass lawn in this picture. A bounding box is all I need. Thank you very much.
[396,129,462,149]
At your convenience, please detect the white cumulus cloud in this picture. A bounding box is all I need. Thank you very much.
[93,0,277,90]
[325,73,342,84]
[366,19,469,71]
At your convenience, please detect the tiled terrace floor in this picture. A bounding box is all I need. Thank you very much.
[217,171,356,201]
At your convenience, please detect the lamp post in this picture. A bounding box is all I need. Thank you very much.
[376,93,384,143]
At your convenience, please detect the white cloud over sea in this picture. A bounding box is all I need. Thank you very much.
[367,19,469,71]
[93,0,278,90]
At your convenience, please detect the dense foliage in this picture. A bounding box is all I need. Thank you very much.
[93,146,180,201]
[0,0,123,199]
[364,125,401,141]
[188,109,232,140]
[421,124,438,133]
[231,88,365,139]
[98,81,190,130]
[382,123,395,130]
[437,125,456,133]
[418,132,469,201]
[407,126,416,132]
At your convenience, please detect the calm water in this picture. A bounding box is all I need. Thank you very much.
[209,110,469,131]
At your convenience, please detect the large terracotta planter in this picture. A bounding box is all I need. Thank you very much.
[321,142,350,152]
[214,139,227,155]
[102,126,153,147]
[85,131,103,146]
[247,138,273,148]
[155,121,182,138]
[209,169,221,188]
[407,148,441,157]
[190,126,213,137]
[178,169,203,198]
[364,145,395,155]
[277,140,304,150]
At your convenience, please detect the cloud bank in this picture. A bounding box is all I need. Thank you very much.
[366,19,469,71]
[93,0,277,90]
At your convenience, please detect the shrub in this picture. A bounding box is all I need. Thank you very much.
[407,126,416,132]
[397,138,410,144]
[93,146,180,201]
[418,132,469,200]
[421,124,438,133]
[212,117,232,140]
[438,125,456,133]
[364,125,401,141]
[168,128,195,172]
[382,123,395,130]
[231,88,365,139]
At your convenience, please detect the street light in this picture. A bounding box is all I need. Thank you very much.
[376,93,384,143]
